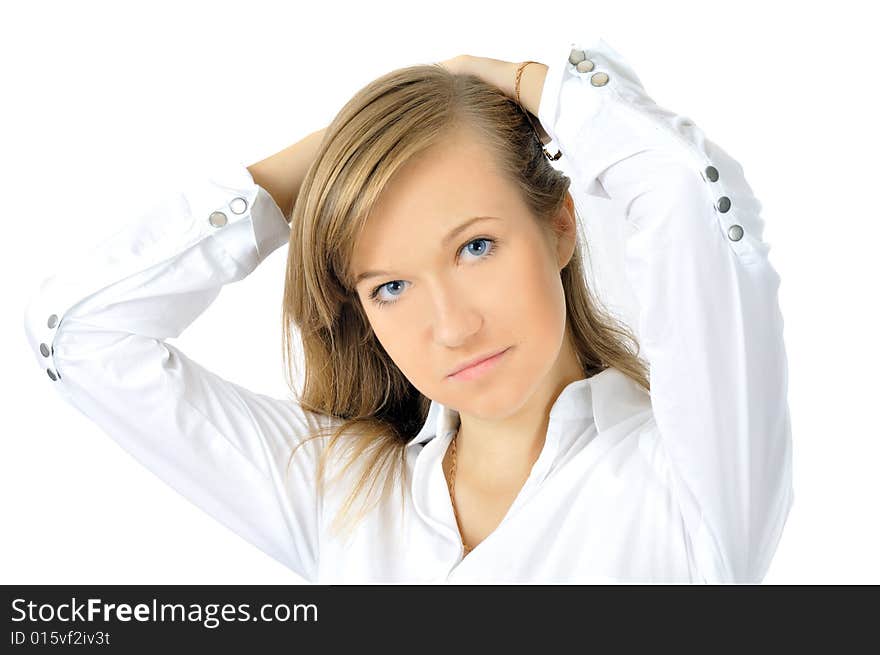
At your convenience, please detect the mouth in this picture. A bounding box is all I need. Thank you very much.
[447,346,513,381]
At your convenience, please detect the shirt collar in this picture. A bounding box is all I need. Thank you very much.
[405,366,650,451]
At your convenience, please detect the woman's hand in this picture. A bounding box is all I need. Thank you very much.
[437,54,547,119]
[438,55,516,98]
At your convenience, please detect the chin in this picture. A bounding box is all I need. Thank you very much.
[451,377,535,420]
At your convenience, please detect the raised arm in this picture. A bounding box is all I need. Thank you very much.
[247,126,326,219]
[23,139,332,582]
[531,36,794,582]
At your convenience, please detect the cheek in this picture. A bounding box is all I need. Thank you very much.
[365,310,423,374]
[502,241,567,339]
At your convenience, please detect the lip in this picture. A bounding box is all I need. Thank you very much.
[447,346,512,380]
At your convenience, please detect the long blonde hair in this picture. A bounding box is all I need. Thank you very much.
[281,63,650,541]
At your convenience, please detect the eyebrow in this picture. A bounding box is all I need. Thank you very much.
[353,215,502,286]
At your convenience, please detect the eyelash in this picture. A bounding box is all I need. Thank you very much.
[368,236,501,308]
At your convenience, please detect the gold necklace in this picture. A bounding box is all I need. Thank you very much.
[447,430,474,555]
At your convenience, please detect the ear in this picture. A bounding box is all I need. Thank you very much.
[552,191,577,271]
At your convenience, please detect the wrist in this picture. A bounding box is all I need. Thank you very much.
[464,56,518,100]
[516,61,548,118]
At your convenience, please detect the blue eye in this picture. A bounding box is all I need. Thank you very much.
[368,237,500,308]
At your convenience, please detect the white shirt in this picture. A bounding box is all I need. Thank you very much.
[23,34,794,584]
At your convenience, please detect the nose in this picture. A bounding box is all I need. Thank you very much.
[430,279,483,348]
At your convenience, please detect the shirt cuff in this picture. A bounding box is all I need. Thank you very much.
[196,159,291,266]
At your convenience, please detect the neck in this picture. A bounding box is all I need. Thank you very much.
[452,334,585,491]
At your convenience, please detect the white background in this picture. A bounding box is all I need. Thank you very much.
[3,0,878,584]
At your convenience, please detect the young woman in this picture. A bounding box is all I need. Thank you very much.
[24,35,794,583]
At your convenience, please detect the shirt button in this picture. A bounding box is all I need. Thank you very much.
[590,71,609,86]
[47,369,58,381]
[728,225,744,241]
[716,196,731,213]
[39,343,50,357]
[568,48,586,65]
[209,211,228,228]
[47,314,58,329]
[229,197,248,214]
[705,165,719,182]
[576,59,595,73]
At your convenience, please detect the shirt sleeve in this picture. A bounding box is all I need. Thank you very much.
[536,35,795,582]
[23,159,328,583]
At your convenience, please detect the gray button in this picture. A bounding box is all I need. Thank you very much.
[716,196,731,213]
[728,225,744,241]
[576,59,595,73]
[590,71,609,86]
[47,369,57,381]
[569,49,586,65]
[209,211,228,228]
[48,314,58,328]
[705,165,719,182]
[229,197,248,214]
[40,343,50,357]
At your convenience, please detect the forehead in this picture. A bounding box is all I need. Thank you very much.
[353,130,524,271]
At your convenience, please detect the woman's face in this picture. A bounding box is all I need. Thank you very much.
[350,127,577,420]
